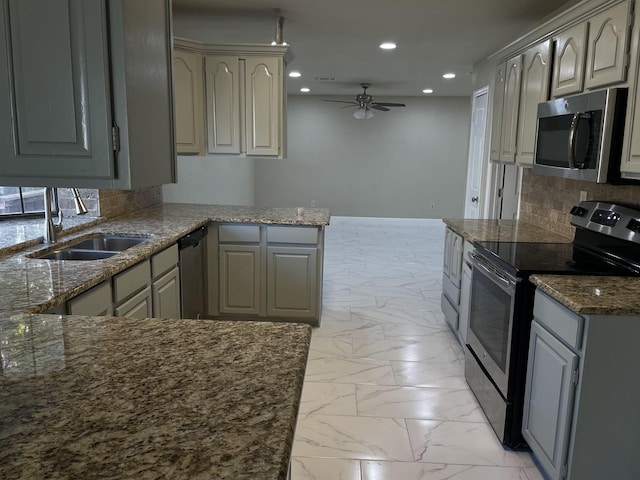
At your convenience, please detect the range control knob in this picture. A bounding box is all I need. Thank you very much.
[627,219,640,233]
[570,205,588,217]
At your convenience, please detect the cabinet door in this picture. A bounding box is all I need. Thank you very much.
[499,55,522,163]
[0,0,114,183]
[267,246,318,318]
[205,56,241,154]
[68,282,113,317]
[114,286,152,319]
[152,267,181,319]
[551,23,588,97]
[522,320,579,480]
[448,232,464,287]
[245,56,281,156]
[584,0,632,90]
[489,62,506,162]
[458,262,472,344]
[516,40,551,167]
[219,244,261,315]
[174,49,204,155]
[442,228,452,277]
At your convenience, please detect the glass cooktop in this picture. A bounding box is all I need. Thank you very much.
[474,241,640,278]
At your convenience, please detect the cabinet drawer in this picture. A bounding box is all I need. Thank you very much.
[267,226,318,244]
[533,290,584,351]
[152,244,178,278]
[113,260,151,304]
[219,224,260,243]
[443,274,461,306]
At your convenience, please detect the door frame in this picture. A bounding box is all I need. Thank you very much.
[464,86,489,218]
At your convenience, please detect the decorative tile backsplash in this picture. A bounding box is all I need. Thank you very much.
[57,187,162,219]
[98,187,163,218]
[519,169,640,238]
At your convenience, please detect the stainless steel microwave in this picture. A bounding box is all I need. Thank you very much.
[533,88,627,183]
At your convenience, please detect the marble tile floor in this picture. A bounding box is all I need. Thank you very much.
[291,217,544,480]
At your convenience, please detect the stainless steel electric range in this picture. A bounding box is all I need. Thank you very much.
[465,201,640,449]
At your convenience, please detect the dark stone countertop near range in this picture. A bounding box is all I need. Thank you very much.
[0,314,311,480]
[0,203,330,315]
[530,274,640,316]
[443,218,572,243]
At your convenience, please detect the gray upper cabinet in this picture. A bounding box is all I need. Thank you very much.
[516,40,551,167]
[489,62,506,162]
[584,0,632,90]
[0,0,176,188]
[499,55,522,164]
[551,23,588,98]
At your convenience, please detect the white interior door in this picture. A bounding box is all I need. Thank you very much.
[464,88,489,218]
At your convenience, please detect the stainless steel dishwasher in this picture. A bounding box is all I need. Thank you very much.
[178,226,207,318]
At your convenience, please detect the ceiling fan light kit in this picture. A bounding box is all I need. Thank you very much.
[323,83,405,120]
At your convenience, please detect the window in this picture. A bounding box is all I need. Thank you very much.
[0,187,58,218]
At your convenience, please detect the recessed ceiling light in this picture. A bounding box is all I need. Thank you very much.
[300,87,310,93]
[443,73,456,79]
[379,42,396,50]
[289,71,302,78]
[422,88,434,94]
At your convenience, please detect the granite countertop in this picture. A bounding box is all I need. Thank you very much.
[0,313,311,479]
[530,274,640,316]
[0,203,331,315]
[443,218,572,243]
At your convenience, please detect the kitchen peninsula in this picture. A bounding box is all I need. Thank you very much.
[0,203,330,479]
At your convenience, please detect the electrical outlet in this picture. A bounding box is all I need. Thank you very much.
[430,203,435,210]
[579,191,588,202]
[310,200,316,207]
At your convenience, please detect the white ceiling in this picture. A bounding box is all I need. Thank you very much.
[172,0,578,98]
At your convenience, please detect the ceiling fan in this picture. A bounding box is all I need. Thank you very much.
[323,83,406,119]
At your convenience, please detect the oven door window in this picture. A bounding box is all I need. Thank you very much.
[535,111,602,169]
[469,268,513,373]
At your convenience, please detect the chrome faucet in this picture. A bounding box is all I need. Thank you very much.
[43,187,63,244]
[42,188,87,244]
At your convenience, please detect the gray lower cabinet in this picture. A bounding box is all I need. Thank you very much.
[67,281,113,316]
[112,259,152,319]
[152,268,181,319]
[0,0,175,188]
[267,246,318,318]
[151,244,181,319]
[524,290,640,480]
[523,319,579,480]
[212,223,324,324]
[219,244,261,315]
[114,286,152,318]
[65,245,180,319]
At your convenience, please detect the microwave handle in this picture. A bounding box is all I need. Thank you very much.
[568,113,580,169]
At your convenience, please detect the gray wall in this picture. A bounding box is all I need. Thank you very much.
[254,95,471,218]
[162,156,254,205]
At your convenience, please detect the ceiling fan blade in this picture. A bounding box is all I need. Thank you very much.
[370,105,390,112]
[371,102,406,107]
[322,100,358,105]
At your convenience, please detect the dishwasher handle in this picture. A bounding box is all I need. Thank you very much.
[178,226,207,249]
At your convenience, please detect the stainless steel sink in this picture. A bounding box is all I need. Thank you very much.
[35,249,118,261]
[28,233,149,261]
[68,234,148,252]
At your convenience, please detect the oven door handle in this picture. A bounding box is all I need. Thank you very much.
[469,252,518,293]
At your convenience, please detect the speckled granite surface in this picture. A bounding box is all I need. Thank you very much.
[0,314,311,479]
[0,203,330,314]
[530,274,640,316]
[443,219,572,243]
[0,215,103,256]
